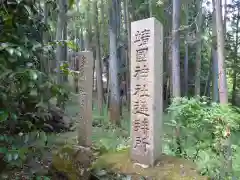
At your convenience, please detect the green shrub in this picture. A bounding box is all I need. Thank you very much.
[166,97,240,179]
[0,1,69,178]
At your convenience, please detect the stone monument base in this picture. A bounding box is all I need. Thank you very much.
[92,149,208,180]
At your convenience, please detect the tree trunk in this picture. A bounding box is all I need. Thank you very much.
[172,0,182,157]
[166,0,172,103]
[116,0,121,41]
[109,0,121,125]
[212,0,219,102]
[232,7,240,105]
[62,0,68,82]
[115,0,123,116]
[184,2,189,96]
[194,0,202,96]
[223,0,227,37]
[215,0,228,104]
[56,0,65,85]
[149,0,152,17]
[73,0,80,93]
[204,55,212,97]
[85,0,91,50]
[172,0,181,97]
[43,2,50,74]
[215,0,231,177]
[100,0,107,105]
[123,0,131,110]
[94,0,104,116]
[232,69,238,106]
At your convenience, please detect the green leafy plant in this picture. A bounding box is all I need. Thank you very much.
[0,0,69,178]
[166,97,240,179]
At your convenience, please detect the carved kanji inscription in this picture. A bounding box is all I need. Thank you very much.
[131,18,163,166]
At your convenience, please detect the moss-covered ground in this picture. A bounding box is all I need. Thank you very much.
[92,149,207,180]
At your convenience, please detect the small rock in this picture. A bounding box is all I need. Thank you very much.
[133,163,149,169]
[50,145,94,180]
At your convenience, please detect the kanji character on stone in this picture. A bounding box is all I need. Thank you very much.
[134,64,149,78]
[136,47,148,62]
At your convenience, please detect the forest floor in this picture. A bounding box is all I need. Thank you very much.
[2,92,207,179]
[45,93,206,179]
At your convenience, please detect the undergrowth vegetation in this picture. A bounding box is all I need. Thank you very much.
[88,97,240,179]
[1,1,240,180]
[60,96,240,180]
[0,1,68,179]
[165,97,240,179]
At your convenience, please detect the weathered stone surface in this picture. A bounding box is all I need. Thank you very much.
[75,51,94,147]
[130,17,163,166]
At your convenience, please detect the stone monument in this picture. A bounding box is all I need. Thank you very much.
[75,51,94,147]
[130,17,163,166]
